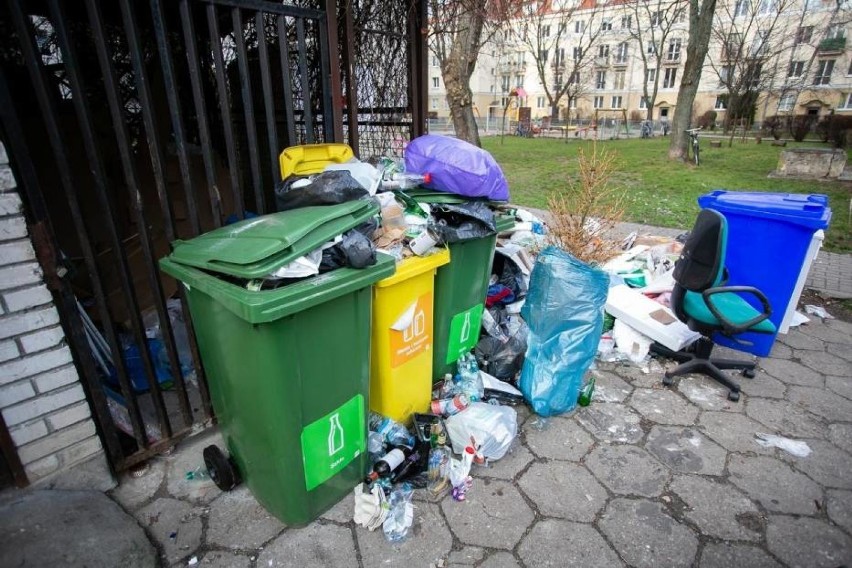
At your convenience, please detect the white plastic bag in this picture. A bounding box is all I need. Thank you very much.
[445,402,517,460]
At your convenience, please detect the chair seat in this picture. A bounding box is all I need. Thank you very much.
[683,291,777,333]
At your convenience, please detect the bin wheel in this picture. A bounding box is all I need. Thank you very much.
[203,445,240,491]
[742,368,756,379]
[728,390,741,402]
[662,375,675,387]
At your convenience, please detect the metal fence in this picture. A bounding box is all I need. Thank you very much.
[0,0,425,472]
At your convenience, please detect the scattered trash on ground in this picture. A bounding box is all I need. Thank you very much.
[755,433,812,457]
[804,304,834,320]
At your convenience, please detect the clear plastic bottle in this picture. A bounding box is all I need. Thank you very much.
[382,483,415,542]
[368,412,415,448]
[456,351,484,401]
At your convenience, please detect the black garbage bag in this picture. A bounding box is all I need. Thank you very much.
[492,250,529,300]
[430,202,496,244]
[475,311,529,382]
[319,228,377,272]
[275,170,368,211]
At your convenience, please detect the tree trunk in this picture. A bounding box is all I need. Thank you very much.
[443,61,480,146]
[669,0,717,161]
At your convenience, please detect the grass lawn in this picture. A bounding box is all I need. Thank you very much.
[481,135,851,252]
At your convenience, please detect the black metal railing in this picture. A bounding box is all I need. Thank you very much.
[0,0,423,472]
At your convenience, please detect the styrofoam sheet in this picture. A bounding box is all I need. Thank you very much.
[605,284,700,352]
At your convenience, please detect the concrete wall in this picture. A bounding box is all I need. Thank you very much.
[0,142,110,487]
[777,148,848,178]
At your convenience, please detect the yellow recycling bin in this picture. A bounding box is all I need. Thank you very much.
[371,249,451,424]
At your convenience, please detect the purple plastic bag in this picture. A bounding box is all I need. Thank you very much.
[404,135,510,201]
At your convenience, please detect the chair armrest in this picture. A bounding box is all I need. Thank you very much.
[702,286,772,335]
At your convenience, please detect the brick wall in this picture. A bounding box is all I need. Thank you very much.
[0,142,106,483]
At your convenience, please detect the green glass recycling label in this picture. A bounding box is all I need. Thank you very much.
[445,303,485,364]
[300,394,365,491]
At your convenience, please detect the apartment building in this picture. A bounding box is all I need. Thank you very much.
[427,0,851,126]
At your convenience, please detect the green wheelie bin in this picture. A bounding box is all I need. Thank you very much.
[159,200,394,526]
[406,189,515,379]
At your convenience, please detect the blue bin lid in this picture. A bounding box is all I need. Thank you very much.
[698,190,832,230]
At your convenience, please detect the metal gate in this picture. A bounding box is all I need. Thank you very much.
[0,0,426,472]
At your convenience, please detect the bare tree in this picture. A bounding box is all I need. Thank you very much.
[510,0,604,121]
[708,0,798,131]
[669,0,718,160]
[621,0,689,120]
[429,0,508,146]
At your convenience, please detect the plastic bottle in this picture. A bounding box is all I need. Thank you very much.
[578,373,596,407]
[382,483,414,542]
[365,446,414,482]
[426,445,451,496]
[381,172,432,190]
[368,412,415,448]
[456,351,484,401]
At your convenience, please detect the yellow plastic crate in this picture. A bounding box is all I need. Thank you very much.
[370,249,451,424]
[278,143,354,179]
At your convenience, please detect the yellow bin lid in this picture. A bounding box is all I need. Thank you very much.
[377,248,451,288]
[279,143,354,179]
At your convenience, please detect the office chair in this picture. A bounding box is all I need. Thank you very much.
[652,208,775,402]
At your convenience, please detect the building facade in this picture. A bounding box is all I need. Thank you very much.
[428,0,851,127]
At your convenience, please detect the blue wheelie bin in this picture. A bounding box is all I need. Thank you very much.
[697,191,832,357]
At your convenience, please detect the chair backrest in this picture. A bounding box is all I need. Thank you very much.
[672,208,727,292]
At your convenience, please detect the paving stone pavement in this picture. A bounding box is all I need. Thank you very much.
[108,318,852,567]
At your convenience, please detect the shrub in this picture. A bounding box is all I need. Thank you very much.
[817,115,852,148]
[629,110,643,122]
[762,115,786,139]
[696,110,717,130]
[789,115,815,142]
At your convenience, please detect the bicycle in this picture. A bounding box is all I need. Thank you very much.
[640,121,653,139]
[685,127,702,166]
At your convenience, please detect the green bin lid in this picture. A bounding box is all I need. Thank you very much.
[167,200,378,279]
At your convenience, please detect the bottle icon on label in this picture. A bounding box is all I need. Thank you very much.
[328,413,344,456]
[459,311,472,344]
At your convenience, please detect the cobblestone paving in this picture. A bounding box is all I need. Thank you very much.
[111,318,852,567]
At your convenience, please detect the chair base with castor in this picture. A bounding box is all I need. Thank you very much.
[651,339,756,402]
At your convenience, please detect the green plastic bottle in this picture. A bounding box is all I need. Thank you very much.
[578,374,596,407]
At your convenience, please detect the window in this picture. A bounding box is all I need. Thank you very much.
[826,24,846,39]
[621,15,632,29]
[536,96,546,108]
[676,8,686,22]
[558,23,567,35]
[554,73,563,89]
[616,42,629,63]
[667,39,682,61]
[611,95,623,108]
[646,68,657,82]
[757,0,777,14]
[840,92,852,109]
[568,71,580,84]
[432,76,440,88]
[596,70,606,89]
[796,26,813,45]
[614,70,626,89]
[540,24,551,38]
[734,0,750,16]
[539,49,549,63]
[814,59,835,84]
[501,76,510,92]
[573,46,583,60]
[598,44,610,58]
[719,65,734,85]
[575,20,585,33]
[788,61,804,78]
[518,52,526,64]
[849,59,852,75]
[593,96,604,108]
[650,11,662,26]
[750,31,769,57]
[568,96,577,109]
[723,33,742,59]
[431,56,439,67]
[431,98,438,109]
[515,74,525,87]
[715,95,728,110]
[601,19,613,31]
[640,97,649,109]
[778,92,796,111]
[663,67,678,88]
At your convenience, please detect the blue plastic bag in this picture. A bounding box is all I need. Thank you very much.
[519,247,609,416]
[404,135,509,201]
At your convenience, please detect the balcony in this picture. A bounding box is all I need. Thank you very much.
[550,60,566,71]
[613,57,629,66]
[595,56,610,67]
[499,62,517,74]
[664,54,681,64]
[818,37,846,53]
